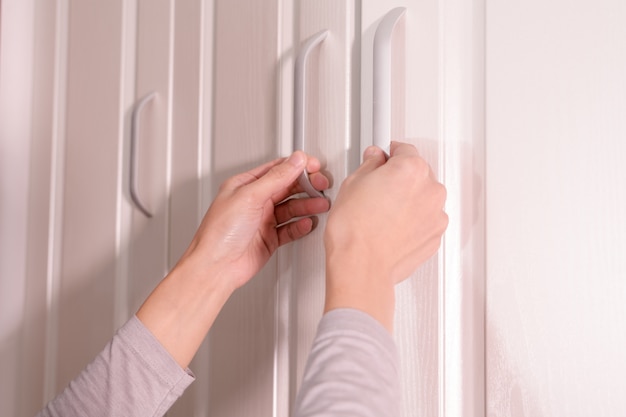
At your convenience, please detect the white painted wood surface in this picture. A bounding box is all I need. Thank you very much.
[486,1,626,416]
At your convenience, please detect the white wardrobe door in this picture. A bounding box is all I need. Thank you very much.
[361,1,485,416]
[361,2,440,416]
[486,1,626,416]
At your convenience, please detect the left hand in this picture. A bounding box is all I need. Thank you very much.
[180,151,330,291]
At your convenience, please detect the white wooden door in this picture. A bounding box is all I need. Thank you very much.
[485,0,626,416]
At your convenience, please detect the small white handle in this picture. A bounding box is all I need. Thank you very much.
[130,91,157,218]
[373,7,406,154]
[294,30,328,198]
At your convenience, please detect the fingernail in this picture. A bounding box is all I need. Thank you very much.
[288,151,306,167]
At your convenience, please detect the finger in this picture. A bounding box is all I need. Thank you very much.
[354,145,387,176]
[275,197,330,225]
[389,141,420,158]
[305,156,322,175]
[308,171,330,191]
[276,217,315,246]
[285,171,330,196]
[221,157,287,191]
[246,154,320,184]
[248,151,307,204]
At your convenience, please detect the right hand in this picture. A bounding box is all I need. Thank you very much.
[325,141,448,285]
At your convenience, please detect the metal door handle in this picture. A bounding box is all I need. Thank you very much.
[294,30,328,198]
[130,91,157,218]
[373,8,406,154]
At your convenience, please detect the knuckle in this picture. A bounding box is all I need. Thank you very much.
[270,163,291,182]
[433,182,447,204]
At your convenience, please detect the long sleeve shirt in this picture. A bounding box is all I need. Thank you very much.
[37,308,400,417]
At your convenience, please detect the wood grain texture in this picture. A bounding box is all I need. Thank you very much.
[206,1,280,415]
[486,1,626,416]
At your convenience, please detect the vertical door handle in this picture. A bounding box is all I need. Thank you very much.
[130,91,157,218]
[373,8,406,154]
[294,30,328,199]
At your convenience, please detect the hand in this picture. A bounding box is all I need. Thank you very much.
[324,142,448,330]
[137,151,329,368]
[181,151,330,290]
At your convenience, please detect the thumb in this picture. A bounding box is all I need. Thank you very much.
[250,151,306,203]
[355,146,387,175]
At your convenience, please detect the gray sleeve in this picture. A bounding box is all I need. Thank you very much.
[293,308,401,417]
[37,316,195,417]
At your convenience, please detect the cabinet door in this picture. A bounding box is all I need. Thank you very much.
[360,1,485,416]
[486,1,626,416]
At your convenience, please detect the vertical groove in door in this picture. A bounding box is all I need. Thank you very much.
[114,0,138,331]
[43,0,68,405]
[274,0,295,416]
[189,2,215,415]
[163,0,175,276]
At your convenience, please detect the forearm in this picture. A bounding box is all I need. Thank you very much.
[37,317,194,417]
[136,255,234,369]
[293,309,401,417]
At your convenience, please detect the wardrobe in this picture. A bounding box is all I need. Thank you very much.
[1,0,624,416]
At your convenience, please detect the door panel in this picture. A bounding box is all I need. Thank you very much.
[204,1,281,416]
[56,0,126,392]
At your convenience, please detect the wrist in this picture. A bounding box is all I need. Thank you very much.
[324,245,396,332]
[136,254,235,368]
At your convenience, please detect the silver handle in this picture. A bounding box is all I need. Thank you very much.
[130,91,157,218]
[373,7,406,154]
[294,30,328,198]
